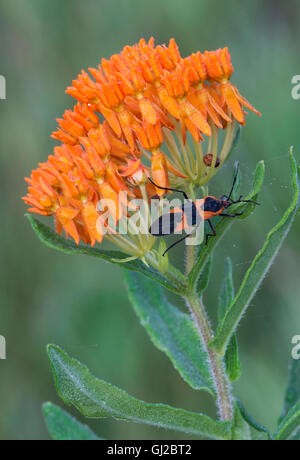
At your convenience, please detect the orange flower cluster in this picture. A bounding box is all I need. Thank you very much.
[23,38,260,247]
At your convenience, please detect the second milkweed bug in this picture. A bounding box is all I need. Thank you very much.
[149,164,259,256]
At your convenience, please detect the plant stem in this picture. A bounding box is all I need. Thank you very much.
[185,237,233,421]
[185,292,233,421]
[185,244,197,277]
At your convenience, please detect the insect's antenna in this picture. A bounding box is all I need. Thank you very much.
[227,163,240,202]
[148,178,189,200]
[228,198,260,207]
[237,199,260,205]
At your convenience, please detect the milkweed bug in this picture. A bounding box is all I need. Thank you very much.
[149,164,259,256]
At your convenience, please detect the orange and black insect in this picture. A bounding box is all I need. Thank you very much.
[149,164,259,256]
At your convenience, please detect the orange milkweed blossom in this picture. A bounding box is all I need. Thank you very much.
[23,38,261,258]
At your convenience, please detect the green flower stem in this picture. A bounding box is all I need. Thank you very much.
[185,185,197,276]
[148,236,233,422]
[219,119,235,163]
[185,244,197,277]
[185,292,233,421]
[185,236,233,422]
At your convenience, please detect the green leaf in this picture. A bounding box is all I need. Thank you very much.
[237,160,264,221]
[218,258,242,382]
[231,403,270,440]
[290,429,300,440]
[248,426,270,441]
[124,271,214,394]
[218,257,235,320]
[42,402,100,440]
[236,399,270,440]
[252,160,266,197]
[231,162,241,201]
[196,255,212,296]
[224,337,241,382]
[26,214,185,295]
[275,399,300,440]
[278,358,300,428]
[188,159,265,293]
[47,344,231,440]
[231,404,251,440]
[237,194,259,220]
[210,150,299,355]
[282,359,300,418]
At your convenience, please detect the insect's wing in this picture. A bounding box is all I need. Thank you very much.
[149,207,184,236]
[182,201,203,227]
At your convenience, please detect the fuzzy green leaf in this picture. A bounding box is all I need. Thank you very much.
[278,358,300,426]
[237,161,264,221]
[224,337,241,382]
[210,150,299,355]
[47,344,231,440]
[236,399,270,439]
[43,402,100,440]
[188,160,265,292]
[196,255,212,296]
[252,161,266,197]
[26,214,185,295]
[231,162,241,201]
[283,360,300,416]
[231,403,269,440]
[218,257,235,320]
[124,271,214,394]
[231,404,252,440]
[275,399,300,440]
[290,429,300,440]
[218,258,242,382]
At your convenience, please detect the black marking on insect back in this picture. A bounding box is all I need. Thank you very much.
[182,201,199,226]
[150,212,184,236]
[204,197,224,213]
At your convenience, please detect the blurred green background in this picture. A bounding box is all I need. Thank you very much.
[0,0,299,440]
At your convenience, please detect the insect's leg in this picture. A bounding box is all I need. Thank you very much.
[221,195,231,201]
[162,234,190,257]
[220,212,243,217]
[162,226,199,256]
[149,178,189,200]
[205,220,216,245]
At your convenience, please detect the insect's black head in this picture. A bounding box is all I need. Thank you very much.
[222,200,231,209]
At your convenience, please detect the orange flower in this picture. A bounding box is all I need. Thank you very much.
[160,65,211,143]
[23,38,261,252]
[119,159,149,186]
[151,151,170,196]
[204,47,261,124]
[184,53,231,128]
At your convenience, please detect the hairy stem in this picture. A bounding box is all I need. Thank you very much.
[185,293,233,421]
[185,244,197,277]
[185,236,233,421]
